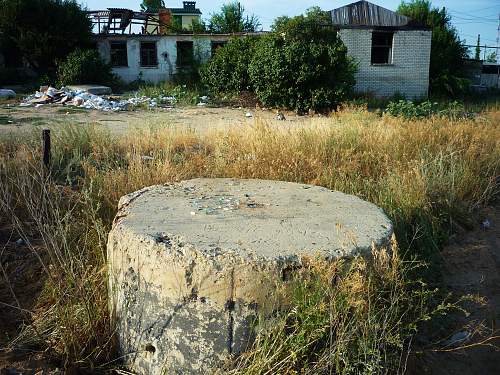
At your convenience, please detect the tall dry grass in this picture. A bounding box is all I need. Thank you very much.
[0,107,498,371]
[83,109,499,255]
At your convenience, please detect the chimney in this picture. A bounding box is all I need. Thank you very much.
[183,1,196,10]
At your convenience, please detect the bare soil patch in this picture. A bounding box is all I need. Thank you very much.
[409,204,500,375]
[0,104,301,136]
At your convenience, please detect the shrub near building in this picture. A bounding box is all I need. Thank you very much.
[250,8,356,112]
[201,7,357,112]
[200,37,257,94]
[57,49,117,87]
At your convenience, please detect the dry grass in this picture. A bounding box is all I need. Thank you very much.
[83,109,500,254]
[0,106,499,372]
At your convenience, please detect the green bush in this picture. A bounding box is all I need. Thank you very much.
[249,8,356,112]
[57,49,116,87]
[200,37,257,94]
[386,100,472,120]
[201,8,356,112]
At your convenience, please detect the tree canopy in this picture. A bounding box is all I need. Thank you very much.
[397,0,469,96]
[140,0,165,12]
[0,0,92,74]
[208,1,261,33]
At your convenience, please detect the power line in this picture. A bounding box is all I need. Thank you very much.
[452,16,498,22]
[449,8,498,19]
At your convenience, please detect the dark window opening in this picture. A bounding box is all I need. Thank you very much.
[110,42,128,67]
[482,65,500,75]
[140,42,158,67]
[211,41,227,56]
[371,32,393,65]
[177,41,194,67]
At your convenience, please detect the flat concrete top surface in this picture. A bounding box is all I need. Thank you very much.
[117,179,393,259]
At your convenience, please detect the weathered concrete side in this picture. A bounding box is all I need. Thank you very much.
[108,179,393,374]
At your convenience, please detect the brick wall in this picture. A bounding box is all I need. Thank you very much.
[339,28,432,99]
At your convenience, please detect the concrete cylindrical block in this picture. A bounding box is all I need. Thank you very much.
[107,179,393,374]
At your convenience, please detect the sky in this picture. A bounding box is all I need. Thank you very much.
[80,0,500,55]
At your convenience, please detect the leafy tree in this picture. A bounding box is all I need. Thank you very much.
[208,1,261,33]
[485,52,497,63]
[141,0,165,12]
[397,0,469,96]
[475,35,481,60]
[248,8,356,112]
[200,37,257,94]
[0,0,92,74]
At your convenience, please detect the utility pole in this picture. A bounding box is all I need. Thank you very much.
[475,34,481,60]
[496,13,499,63]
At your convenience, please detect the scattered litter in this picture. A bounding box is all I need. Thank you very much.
[141,155,154,161]
[66,84,112,95]
[0,89,16,99]
[245,112,253,118]
[21,86,182,112]
[20,86,211,112]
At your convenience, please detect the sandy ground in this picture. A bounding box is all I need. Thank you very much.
[0,102,306,137]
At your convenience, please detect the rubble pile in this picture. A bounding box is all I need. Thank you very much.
[20,86,209,112]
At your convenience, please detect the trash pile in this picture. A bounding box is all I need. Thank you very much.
[20,86,211,112]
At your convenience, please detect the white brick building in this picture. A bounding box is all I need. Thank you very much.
[332,1,432,99]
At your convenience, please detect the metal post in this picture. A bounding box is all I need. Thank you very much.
[42,129,51,170]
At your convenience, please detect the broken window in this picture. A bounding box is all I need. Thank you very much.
[110,41,128,67]
[211,41,227,56]
[176,41,194,67]
[371,32,393,65]
[140,41,158,67]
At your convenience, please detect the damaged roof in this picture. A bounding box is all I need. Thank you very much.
[331,1,427,29]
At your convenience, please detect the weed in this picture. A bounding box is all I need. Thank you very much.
[228,241,455,375]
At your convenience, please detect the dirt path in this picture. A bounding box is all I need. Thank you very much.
[0,103,303,137]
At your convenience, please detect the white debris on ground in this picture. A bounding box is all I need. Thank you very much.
[0,89,16,99]
[20,86,210,112]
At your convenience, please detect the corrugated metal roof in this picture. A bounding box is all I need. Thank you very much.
[331,1,412,28]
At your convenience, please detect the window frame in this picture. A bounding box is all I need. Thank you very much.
[109,41,128,67]
[140,41,158,68]
[371,31,394,65]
